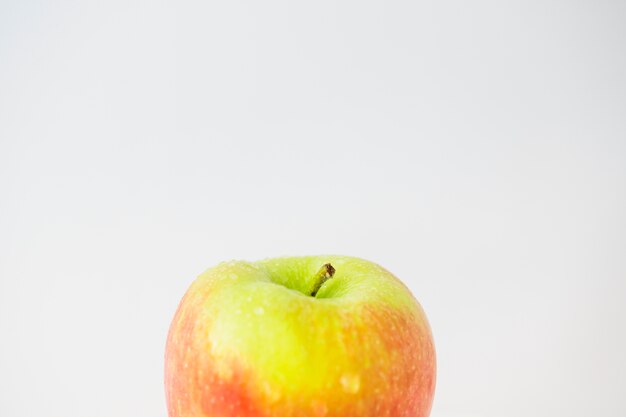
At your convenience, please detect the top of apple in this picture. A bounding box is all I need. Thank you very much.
[197,255,421,311]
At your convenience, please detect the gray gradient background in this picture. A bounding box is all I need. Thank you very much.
[1,1,625,416]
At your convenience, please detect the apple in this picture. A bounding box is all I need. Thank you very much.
[165,255,436,417]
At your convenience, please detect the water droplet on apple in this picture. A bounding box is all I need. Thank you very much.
[254,307,265,315]
[262,381,281,404]
[340,373,360,394]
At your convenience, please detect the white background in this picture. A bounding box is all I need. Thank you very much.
[1,1,625,416]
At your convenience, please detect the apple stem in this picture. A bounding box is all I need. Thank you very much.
[310,263,335,297]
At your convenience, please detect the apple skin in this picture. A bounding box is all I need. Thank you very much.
[165,256,436,417]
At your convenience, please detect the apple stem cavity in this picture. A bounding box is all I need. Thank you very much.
[310,263,335,297]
